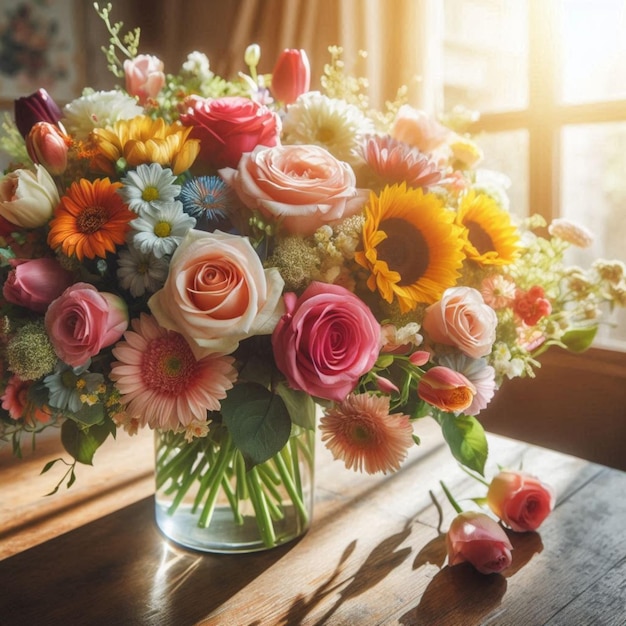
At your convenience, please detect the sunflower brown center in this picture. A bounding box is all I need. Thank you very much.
[377,217,429,286]
[76,205,108,234]
[465,220,495,255]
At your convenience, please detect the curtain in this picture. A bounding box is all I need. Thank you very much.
[130,0,441,111]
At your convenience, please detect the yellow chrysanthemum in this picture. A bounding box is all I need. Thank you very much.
[456,190,520,266]
[355,183,465,312]
[91,115,200,175]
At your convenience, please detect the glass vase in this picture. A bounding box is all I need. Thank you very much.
[154,424,315,553]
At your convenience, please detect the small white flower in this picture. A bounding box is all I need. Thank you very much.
[119,163,181,214]
[117,244,170,297]
[182,52,212,80]
[131,200,196,259]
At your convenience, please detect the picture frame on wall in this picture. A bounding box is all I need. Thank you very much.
[0,0,85,106]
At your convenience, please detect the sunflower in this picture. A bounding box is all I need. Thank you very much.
[47,178,135,261]
[91,115,200,176]
[456,190,520,266]
[355,183,465,312]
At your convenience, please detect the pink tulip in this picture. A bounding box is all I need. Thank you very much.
[271,49,311,105]
[417,366,476,413]
[3,258,74,313]
[26,122,69,176]
[487,470,555,532]
[123,54,165,105]
[446,511,513,575]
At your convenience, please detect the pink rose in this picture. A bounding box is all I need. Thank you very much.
[3,258,74,313]
[220,144,367,236]
[487,470,555,532]
[272,281,381,402]
[446,511,513,575]
[148,229,285,357]
[422,286,497,359]
[124,54,165,106]
[45,283,129,367]
[180,96,281,171]
[417,366,476,413]
[391,105,452,155]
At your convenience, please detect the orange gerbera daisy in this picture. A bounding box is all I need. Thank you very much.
[47,178,135,261]
[91,115,200,176]
[355,183,465,312]
[320,393,414,474]
[456,190,520,266]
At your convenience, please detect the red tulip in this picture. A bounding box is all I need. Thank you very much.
[14,88,63,139]
[271,49,311,105]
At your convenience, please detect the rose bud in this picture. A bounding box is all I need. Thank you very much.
[446,511,513,575]
[271,49,311,105]
[417,365,476,413]
[3,258,74,313]
[26,122,69,176]
[14,88,63,139]
[123,54,166,105]
[487,470,555,532]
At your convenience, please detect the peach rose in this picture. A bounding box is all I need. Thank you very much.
[487,470,555,532]
[422,287,497,359]
[447,511,513,575]
[220,144,367,236]
[391,105,452,155]
[124,54,165,105]
[148,229,285,357]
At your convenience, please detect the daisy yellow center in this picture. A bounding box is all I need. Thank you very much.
[377,218,429,285]
[76,205,108,234]
[142,186,160,202]
[143,335,197,395]
[154,221,172,238]
[465,220,495,255]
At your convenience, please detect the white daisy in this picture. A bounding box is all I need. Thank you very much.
[131,200,196,258]
[282,91,375,165]
[117,244,170,297]
[62,89,143,140]
[119,163,181,214]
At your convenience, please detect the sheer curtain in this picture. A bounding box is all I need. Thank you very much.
[131,0,441,111]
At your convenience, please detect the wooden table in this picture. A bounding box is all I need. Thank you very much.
[1,420,624,625]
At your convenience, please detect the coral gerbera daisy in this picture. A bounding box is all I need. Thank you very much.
[47,178,135,261]
[355,183,465,312]
[110,313,237,430]
[91,115,200,176]
[320,393,414,474]
[456,190,520,266]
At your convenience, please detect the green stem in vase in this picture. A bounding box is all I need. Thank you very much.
[155,436,201,491]
[273,449,309,526]
[196,435,234,527]
[166,456,206,515]
[221,474,244,525]
[246,466,277,547]
[235,451,249,500]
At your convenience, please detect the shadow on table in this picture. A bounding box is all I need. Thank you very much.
[0,496,299,626]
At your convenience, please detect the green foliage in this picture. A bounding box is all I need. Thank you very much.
[560,325,598,353]
[275,382,316,430]
[61,419,113,466]
[439,412,488,476]
[220,383,292,469]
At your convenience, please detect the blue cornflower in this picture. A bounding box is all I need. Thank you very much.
[44,362,106,413]
[179,175,238,231]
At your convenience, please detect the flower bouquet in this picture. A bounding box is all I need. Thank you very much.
[1,3,625,556]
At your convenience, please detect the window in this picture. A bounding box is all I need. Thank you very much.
[442,0,626,351]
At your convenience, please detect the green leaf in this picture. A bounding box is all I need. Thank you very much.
[440,413,488,476]
[61,420,112,465]
[220,383,292,468]
[276,382,316,430]
[67,402,106,427]
[560,325,598,353]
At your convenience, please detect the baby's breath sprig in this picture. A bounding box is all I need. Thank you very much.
[93,2,141,78]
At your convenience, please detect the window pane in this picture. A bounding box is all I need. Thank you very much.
[561,123,626,349]
[558,0,626,104]
[443,0,528,112]
[475,130,529,218]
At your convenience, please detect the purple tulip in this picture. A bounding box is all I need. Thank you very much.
[14,89,63,139]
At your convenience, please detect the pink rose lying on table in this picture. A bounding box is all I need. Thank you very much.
[272,281,381,402]
[422,286,497,359]
[45,283,129,367]
[2,258,74,313]
[180,95,281,171]
[124,54,165,106]
[148,229,285,357]
[446,511,513,575]
[220,144,367,236]
[487,470,555,532]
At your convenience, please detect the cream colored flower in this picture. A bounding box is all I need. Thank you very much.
[548,218,594,248]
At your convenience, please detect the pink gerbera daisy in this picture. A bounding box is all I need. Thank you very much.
[110,313,237,430]
[357,134,443,191]
[320,393,414,474]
